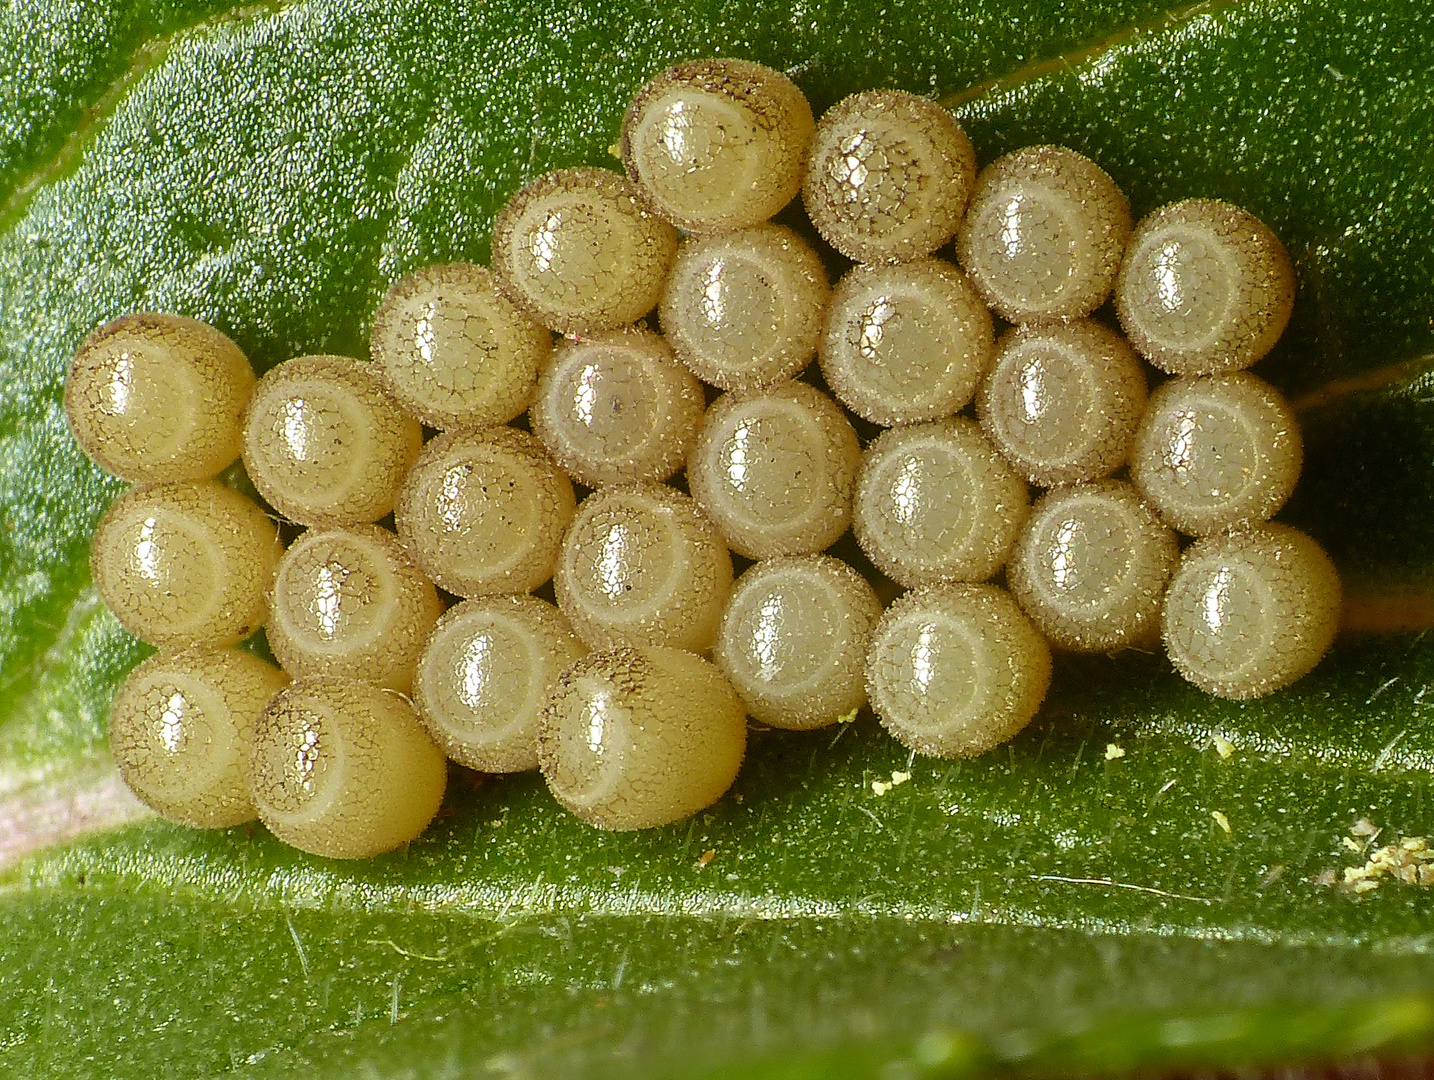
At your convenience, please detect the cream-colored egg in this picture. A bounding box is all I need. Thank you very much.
[540,647,747,830]
[1007,480,1179,652]
[395,427,576,597]
[714,555,881,730]
[820,258,994,425]
[554,483,733,653]
[1130,372,1302,536]
[1162,524,1341,699]
[866,582,1051,759]
[853,418,1029,588]
[688,381,861,559]
[660,224,829,392]
[242,354,422,527]
[530,326,704,488]
[90,480,282,648]
[621,59,814,233]
[1115,197,1295,375]
[413,595,586,773]
[65,312,255,483]
[976,320,1147,487]
[803,89,976,264]
[490,167,678,333]
[109,646,287,827]
[957,145,1131,322]
[266,524,442,693]
[369,262,552,430]
[250,676,447,858]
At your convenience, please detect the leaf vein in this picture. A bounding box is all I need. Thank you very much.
[0,0,290,234]
[942,0,1250,108]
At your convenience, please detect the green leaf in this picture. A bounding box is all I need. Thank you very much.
[4,0,1434,1076]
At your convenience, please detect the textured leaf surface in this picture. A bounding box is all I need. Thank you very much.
[3,0,1434,1076]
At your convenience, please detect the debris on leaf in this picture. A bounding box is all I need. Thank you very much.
[1317,820,1434,893]
[1350,817,1381,839]
[1104,743,1125,760]
[871,770,912,796]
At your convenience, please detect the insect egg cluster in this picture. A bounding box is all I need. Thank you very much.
[68,56,1340,859]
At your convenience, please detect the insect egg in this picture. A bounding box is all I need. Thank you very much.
[1115,197,1295,375]
[976,319,1147,487]
[539,646,747,830]
[687,381,861,559]
[866,582,1052,759]
[554,483,733,653]
[249,675,447,858]
[956,145,1132,322]
[659,224,830,392]
[65,312,256,484]
[1130,371,1302,536]
[490,167,678,334]
[853,417,1029,589]
[820,258,994,425]
[395,426,576,597]
[714,555,882,730]
[1006,480,1180,652]
[108,646,287,828]
[241,354,422,527]
[529,326,704,488]
[1162,524,1341,700]
[621,58,814,233]
[412,596,586,773]
[266,524,442,693]
[803,89,976,265]
[90,480,282,648]
[369,262,553,430]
